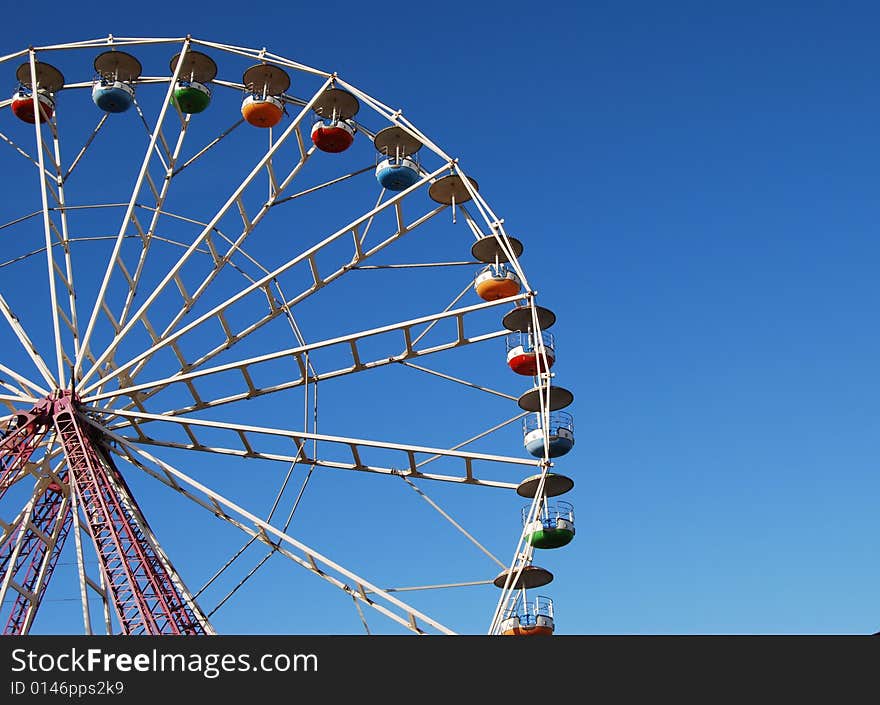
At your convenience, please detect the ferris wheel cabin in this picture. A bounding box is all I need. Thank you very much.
[170,50,218,114]
[91,51,142,113]
[523,410,575,458]
[506,330,556,376]
[470,234,525,302]
[474,263,521,301]
[373,125,423,190]
[311,118,356,152]
[310,87,359,153]
[499,595,555,636]
[523,500,575,549]
[10,61,64,124]
[241,63,290,128]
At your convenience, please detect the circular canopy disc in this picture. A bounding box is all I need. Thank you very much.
[493,565,553,589]
[516,473,574,498]
[503,305,556,332]
[94,51,142,82]
[15,61,65,92]
[313,87,360,119]
[170,50,218,83]
[373,126,422,157]
[242,63,290,95]
[517,385,574,412]
[428,174,478,205]
[471,236,524,263]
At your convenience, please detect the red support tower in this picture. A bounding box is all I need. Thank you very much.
[0,392,211,634]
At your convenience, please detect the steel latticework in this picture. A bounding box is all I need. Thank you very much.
[0,393,212,634]
[1,479,71,634]
[52,394,210,634]
[0,405,52,498]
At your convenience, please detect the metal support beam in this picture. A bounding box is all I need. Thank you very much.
[51,393,213,634]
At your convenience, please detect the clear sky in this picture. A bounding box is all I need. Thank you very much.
[1,1,878,635]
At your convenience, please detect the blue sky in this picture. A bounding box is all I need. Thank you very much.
[1,1,879,635]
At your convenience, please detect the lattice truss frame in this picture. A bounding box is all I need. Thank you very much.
[0,36,565,635]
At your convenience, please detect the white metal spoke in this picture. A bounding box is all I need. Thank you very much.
[43,110,82,366]
[371,580,495,593]
[353,261,478,270]
[152,136,318,335]
[0,378,34,399]
[75,39,193,381]
[102,431,455,635]
[92,227,312,412]
[0,483,40,609]
[272,163,376,207]
[415,412,529,471]
[410,281,473,349]
[152,154,426,375]
[29,51,65,385]
[113,109,192,329]
[86,408,533,488]
[171,118,244,177]
[396,360,518,401]
[63,113,109,182]
[0,394,37,408]
[83,294,522,417]
[0,362,48,399]
[81,165,450,397]
[78,75,335,390]
[0,130,43,170]
[92,134,335,401]
[399,476,505,569]
[131,97,172,171]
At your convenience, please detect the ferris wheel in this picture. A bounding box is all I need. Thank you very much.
[0,35,576,636]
